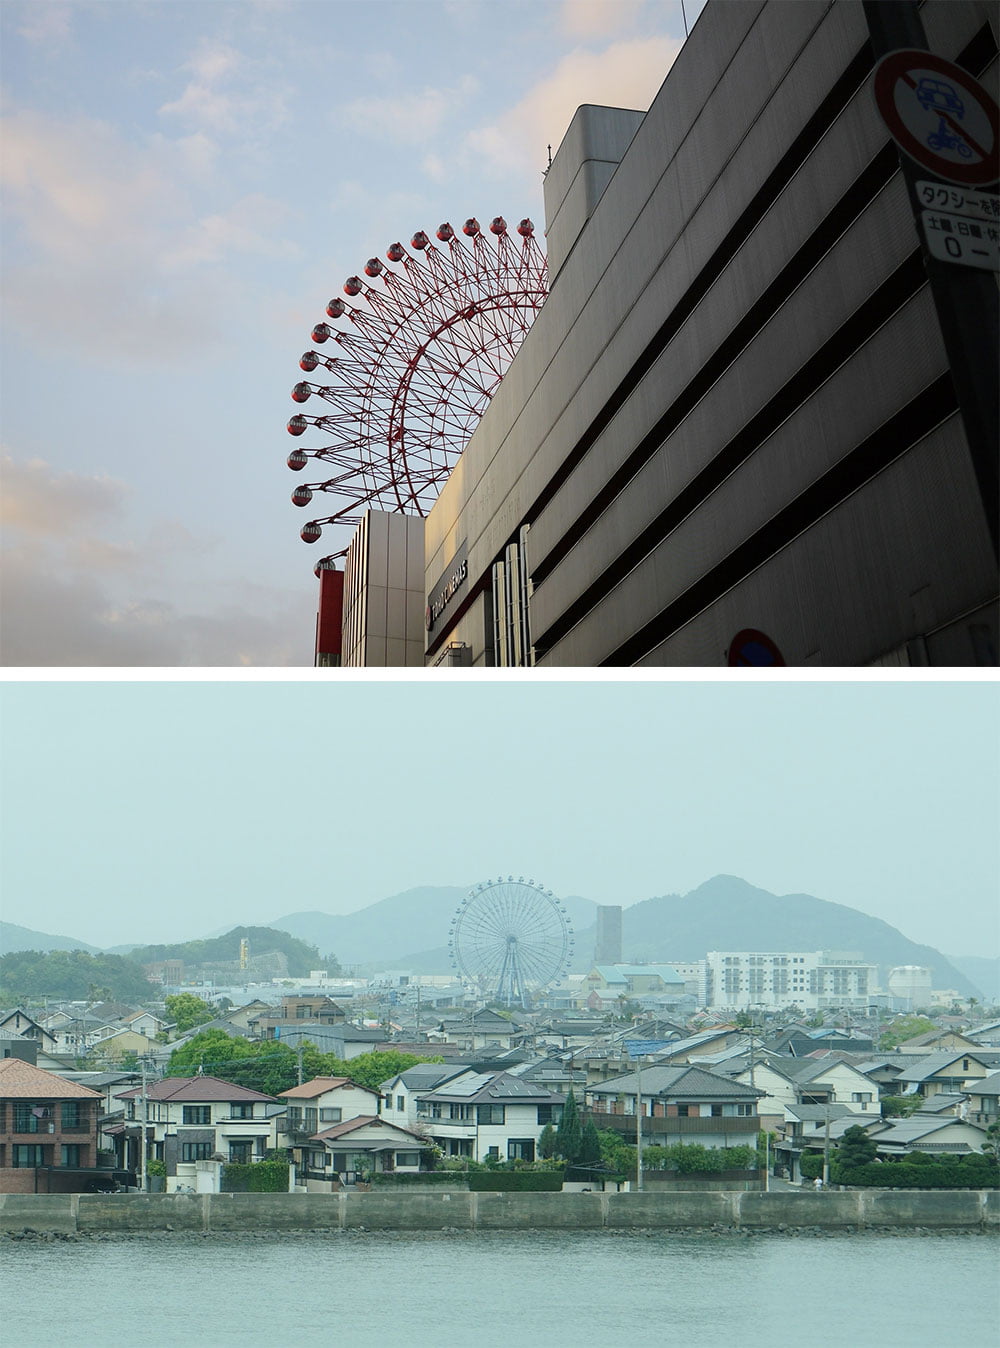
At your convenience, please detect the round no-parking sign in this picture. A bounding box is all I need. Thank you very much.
[873,49,1000,187]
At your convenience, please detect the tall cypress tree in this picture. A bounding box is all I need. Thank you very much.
[579,1116,602,1171]
[556,1089,583,1165]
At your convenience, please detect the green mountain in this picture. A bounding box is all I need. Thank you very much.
[570,876,981,998]
[0,921,102,957]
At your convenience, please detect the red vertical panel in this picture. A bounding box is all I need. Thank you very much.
[315,567,345,666]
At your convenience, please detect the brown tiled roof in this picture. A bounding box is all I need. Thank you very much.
[311,1115,424,1143]
[115,1074,279,1103]
[0,1057,102,1099]
[279,1077,377,1100]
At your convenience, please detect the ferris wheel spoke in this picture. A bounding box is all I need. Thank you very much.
[288,218,546,551]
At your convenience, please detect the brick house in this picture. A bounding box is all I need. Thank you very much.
[0,1057,104,1193]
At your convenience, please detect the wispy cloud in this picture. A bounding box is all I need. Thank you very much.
[159,38,289,139]
[558,0,648,39]
[15,2,74,45]
[464,35,681,176]
[341,74,479,147]
[0,107,296,364]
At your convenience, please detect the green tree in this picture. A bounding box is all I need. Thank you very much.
[578,1116,602,1171]
[0,948,154,1003]
[833,1124,878,1181]
[165,992,216,1034]
[555,1089,583,1165]
[880,1095,923,1118]
[877,1015,937,1050]
[538,1123,557,1160]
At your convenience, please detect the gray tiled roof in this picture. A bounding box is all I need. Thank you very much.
[588,1065,763,1100]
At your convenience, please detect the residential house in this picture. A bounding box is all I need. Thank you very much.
[782,1057,880,1115]
[278,1076,382,1162]
[869,1115,989,1157]
[250,995,347,1041]
[0,1009,59,1057]
[893,1050,1000,1100]
[380,1064,476,1127]
[410,1071,565,1163]
[895,1028,984,1055]
[0,1057,106,1193]
[89,1028,158,1064]
[585,1064,763,1148]
[962,1072,1000,1125]
[270,1025,388,1059]
[302,1116,428,1188]
[113,1075,284,1191]
[434,1010,526,1053]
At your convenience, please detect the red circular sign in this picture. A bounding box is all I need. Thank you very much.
[873,49,1000,187]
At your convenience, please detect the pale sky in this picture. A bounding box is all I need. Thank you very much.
[1,678,997,958]
[0,0,704,667]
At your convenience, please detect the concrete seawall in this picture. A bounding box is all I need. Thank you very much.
[1,1189,997,1234]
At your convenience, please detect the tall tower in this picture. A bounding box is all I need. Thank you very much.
[595,905,623,965]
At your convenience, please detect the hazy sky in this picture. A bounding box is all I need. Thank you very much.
[1,677,997,957]
[0,0,704,667]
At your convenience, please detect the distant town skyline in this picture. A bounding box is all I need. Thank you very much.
[1,678,996,958]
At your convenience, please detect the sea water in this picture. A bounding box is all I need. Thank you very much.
[1,1229,996,1347]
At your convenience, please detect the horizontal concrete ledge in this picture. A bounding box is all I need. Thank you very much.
[1,1190,996,1235]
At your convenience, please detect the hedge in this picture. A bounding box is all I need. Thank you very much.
[468,1171,564,1191]
[837,1159,998,1189]
[370,1172,469,1188]
[221,1161,289,1192]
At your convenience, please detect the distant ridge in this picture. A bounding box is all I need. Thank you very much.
[0,921,101,957]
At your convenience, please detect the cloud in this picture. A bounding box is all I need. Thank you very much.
[15,2,74,45]
[1,454,129,541]
[0,454,313,667]
[158,39,289,139]
[0,107,295,364]
[341,75,479,147]
[464,36,681,175]
[558,0,648,38]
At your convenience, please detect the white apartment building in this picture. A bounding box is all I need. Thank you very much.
[707,951,877,1012]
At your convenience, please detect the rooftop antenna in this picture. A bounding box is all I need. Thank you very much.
[681,0,689,38]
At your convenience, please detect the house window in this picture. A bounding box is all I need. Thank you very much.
[486,1146,500,1161]
[396,1096,405,1113]
[449,1104,473,1122]
[230,1103,254,1120]
[60,1144,83,1167]
[851,1093,872,1104]
[711,1104,724,1117]
[736,1104,753,1116]
[12,1144,46,1167]
[304,1108,318,1132]
[229,1142,252,1164]
[180,1142,213,1162]
[395,1152,420,1168]
[61,1101,87,1131]
[287,1107,303,1130]
[676,1105,691,1117]
[536,1104,562,1124]
[507,1138,535,1162]
[13,1103,52,1133]
[477,1104,505,1125]
[310,1151,328,1168]
[182,1106,211,1125]
[319,1107,342,1123]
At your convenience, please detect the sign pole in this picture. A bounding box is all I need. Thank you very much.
[864,0,999,562]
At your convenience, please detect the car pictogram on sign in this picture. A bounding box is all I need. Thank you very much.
[915,78,964,119]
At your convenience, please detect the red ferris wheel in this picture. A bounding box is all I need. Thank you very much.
[286,216,547,557]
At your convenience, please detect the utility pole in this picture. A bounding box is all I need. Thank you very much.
[635,1055,644,1192]
[139,1057,149,1194]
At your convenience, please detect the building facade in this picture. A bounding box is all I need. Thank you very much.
[412,0,997,666]
[706,950,877,1012]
